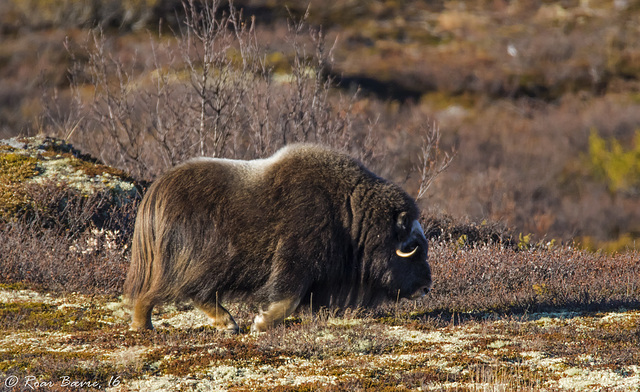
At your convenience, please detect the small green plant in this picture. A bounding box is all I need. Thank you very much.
[588,129,640,194]
[532,283,548,298]
[456,234,468,249]
[518,233,532,250]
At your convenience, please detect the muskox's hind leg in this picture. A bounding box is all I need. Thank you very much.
[194,301,239,334]
[130,296,156,330]
[250,297,301,333]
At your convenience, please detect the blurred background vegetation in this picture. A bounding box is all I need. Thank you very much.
[1,0,639,252]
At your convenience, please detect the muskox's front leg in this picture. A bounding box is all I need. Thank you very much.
[194,301,239,334]
[250,297,301,333]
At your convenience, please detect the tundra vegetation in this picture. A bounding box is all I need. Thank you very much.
[0,0,639,391]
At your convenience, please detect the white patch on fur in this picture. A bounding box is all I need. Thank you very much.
[190,144,326,181]
[253,313,266,325]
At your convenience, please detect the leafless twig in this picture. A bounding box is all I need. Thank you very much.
[416,124,456,200]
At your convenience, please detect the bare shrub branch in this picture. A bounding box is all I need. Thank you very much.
[416,124,456,200]
[55,0,373,180]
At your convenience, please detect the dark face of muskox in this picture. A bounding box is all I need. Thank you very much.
[375,211,432,302]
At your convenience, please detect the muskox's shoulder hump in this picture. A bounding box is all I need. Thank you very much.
[271,144,364,173]
[156,144,367,198]
[274,143,349,160]
[171,156,269,183]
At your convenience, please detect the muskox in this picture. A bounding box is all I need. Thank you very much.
[123,144,431,332]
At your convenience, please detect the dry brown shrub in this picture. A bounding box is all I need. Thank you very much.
[55,0,382,181]
[0,180,136,295]
[0,222,130,296]
[416,241,640,317]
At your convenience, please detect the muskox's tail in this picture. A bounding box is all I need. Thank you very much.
[123,195,156,304]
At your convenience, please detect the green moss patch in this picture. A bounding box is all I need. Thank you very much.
[0,153,39,181]
[0,153,40,219]
[0,301,105,332]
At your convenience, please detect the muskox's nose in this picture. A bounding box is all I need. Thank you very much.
[421,279,433,295]
[411,284,432,299]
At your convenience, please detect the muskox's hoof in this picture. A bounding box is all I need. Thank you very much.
[129,322,154,331]
[218,323,239,335]
[249,324,265,334]
[250,314,270,334]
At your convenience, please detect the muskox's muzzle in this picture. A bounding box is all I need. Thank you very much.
[410,288,428,299]
[410,280,432,299]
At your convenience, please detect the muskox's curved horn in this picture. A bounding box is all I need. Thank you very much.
[396,246,418,258]
[396,220,424,258]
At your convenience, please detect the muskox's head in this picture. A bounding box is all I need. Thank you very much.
[360,189,432,304]
[386,210,431,300]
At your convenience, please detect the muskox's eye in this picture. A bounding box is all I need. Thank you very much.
[396,211,409,232]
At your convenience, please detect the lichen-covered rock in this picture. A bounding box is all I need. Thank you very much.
[0,136,141,223]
